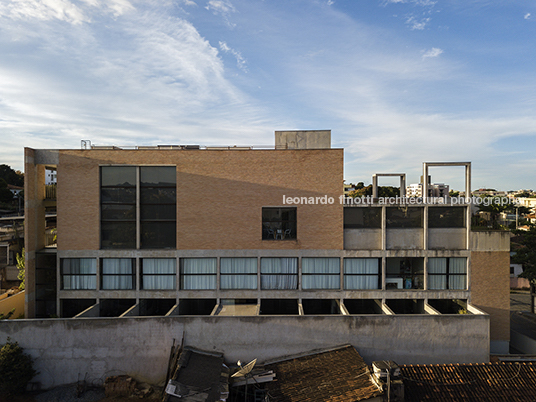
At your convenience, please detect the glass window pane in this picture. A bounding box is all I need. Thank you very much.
[429,207,465,228]
[101,222,136,249]
[140,187,176,204]
[260,258,298,274]
[140,167,176,186]
[220,275,257,290]
[142,259,176,274]
[302,258,340,274]
[386,207,423,228]
[302,275,340,289]
[141,222,176,249]
[101,167,136,186]
[181,258,217,274]
[141,204,176,220]
[102,204,136,220]
[142,275,175,290]
[181,275,217,290]
[344,208,381,229]
[101,188,136,204]
[343,258,379,274]
[221,258,257,274]
[102,258,133,274]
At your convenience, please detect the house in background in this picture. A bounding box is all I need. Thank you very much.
[22,130,510,369]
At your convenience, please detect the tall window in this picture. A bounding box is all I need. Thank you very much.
[344,258,381,290]
[262,207,297,240]
[220,258,257,289]
[141,259,176,290]
[101,167,136,249]
[101,166,176,249]
[101,258,135,290]
[180,258,217,290]
[344,208,381,229]
[302,258,340,290]
[61,258,97,290]
[261,258,298,290]
[428,258,467,290]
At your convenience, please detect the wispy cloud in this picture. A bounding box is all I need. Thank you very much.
[422,47,443,59]
[219,41,247,72]
[205,0,236,28]
[524,13,531,20]
[406,15,430,30]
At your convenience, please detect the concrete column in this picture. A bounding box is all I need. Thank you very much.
[372,175,378,199]
[400,175,406,198]
[423,163,429,200]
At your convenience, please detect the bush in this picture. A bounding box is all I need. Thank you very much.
[0,338,36,395]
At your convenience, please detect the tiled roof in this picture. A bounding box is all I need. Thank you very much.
[400,362,536,401]
[264,345,382,402]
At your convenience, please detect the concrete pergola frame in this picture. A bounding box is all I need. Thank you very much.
[372,173,406,198]
[422,162,471,199]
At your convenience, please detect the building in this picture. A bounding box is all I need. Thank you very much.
[23,130,510,368]
[406,182,449,198]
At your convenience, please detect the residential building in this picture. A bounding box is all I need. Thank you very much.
[23,130,510,364]
[406,182,449,198]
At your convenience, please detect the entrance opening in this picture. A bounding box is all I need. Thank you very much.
[302,299,340,315]
[428,299,468,314]
[178,299,216,315]
[99,299,135,317]
[139,299,176,316]
[344,299,381,314]
[61,299,96,318]
[385,299,425,314]
[260,299,299,315]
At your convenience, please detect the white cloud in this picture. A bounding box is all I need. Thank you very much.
[205,0,236,27]
[327,0,334,5]
[219,41,247,72]
[524,13,531,20]
[406,15,430,30]
[422,47,443,59]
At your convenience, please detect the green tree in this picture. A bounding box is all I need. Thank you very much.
[476,196,512,225]
[348,185,400,198]
[0,164,24,187]
[0,338,36,396]
[512,226,536,283]
[0,178,13,203]
[16,249,25,291]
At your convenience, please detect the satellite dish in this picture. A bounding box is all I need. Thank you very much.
[231,359,257,378]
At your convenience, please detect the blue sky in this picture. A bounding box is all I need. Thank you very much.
[0,0,535,191]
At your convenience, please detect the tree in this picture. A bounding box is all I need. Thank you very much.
[0,178,13,204]
[449,190,460,197]
[348,185,400,198]
[0,338,36,396]
[16,249,25,291]
[0,164,24,187]
[476,196,512,225]
[512,226,536,283]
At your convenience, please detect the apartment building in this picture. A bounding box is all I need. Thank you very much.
[24,130,510,356]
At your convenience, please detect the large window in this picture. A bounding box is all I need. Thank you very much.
[428,207,465,228]
[386,207,423,228]
[386,258,424,289]
[344,208,381,229]
[61,258,97,290]
[101,167,137,249]
[220,258,258,289]
[428,258,467,290]
[180,258,217,290]
[261,258,298,290]
[302,258,340,290]
[101,258,135,290]
[101,166,176,249]
[141,259,176,290]
[262,208,297,240]
[343,258,381,290]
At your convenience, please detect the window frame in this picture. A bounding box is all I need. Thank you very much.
[101,258,136,290]
[262,207,297,240]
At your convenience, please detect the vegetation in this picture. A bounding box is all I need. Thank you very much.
[0,338,36,396]
[0,178,13,204]
[348,185,400,198]
[0,164,24,187]
[16,249,25,291]
[512,225,536,284]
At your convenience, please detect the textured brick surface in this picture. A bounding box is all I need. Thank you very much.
[57,149,344,251]
[470,251,510,341]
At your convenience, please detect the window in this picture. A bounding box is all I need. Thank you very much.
[180,258,217,290]
[344,208,381,229]
[101,258,135,290]
[428,258,467,290]
[261,258,298,290]
[262,207,297,240]
[141,259,176,290]
[302,258,340,290]
[386,207,423,228]
[428,207,465,228]
[344,258,381,289]
[386,258,424,289]
[220,258,257,290]
[101,166,176,249]
[61,258,97,290]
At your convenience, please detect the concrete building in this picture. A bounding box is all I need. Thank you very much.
[20,130,510,378]
[406,182,449,198]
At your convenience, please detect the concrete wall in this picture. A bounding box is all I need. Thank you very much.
[56,148,343,251]
[344,229,381,250]
[0,314,489,390]
[428,228,466,250]
[386,229,423,250]
[275,130,331,149]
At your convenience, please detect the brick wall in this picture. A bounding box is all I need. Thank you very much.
[57,149,344,251]
[470,250,510,341]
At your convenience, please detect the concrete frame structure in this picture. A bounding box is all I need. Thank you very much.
[18,131,510,387]
[372,173,406,198]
